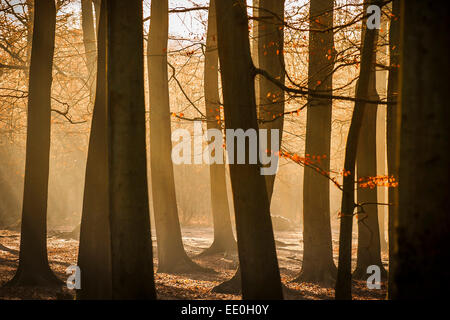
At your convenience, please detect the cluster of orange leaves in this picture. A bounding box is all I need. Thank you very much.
[357,175,399,189]
[171,112,185,118]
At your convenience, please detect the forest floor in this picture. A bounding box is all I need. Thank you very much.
[0,226,388,300]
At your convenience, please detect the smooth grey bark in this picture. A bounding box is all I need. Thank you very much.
[148,0,204,273]
[77,0,111,300]
[215,0,283,300]
[391,0,450,299]
[200,0,237,257]
[106,0,156,299]
[296,0,336,286]
[335,0,380,300]
[6,0,60,287]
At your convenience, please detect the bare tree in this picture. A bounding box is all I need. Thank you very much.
[215,0,283,299]
[107,0,155,299]
[77,0,111,299]
[335,0,380,300]
[148,0,205,273]
[6,0,60,287]
[295,0,337,286]
[353,26,386,280]
[386,0,400,298]
[200,0,236,257]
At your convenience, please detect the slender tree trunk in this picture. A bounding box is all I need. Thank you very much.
[295,0,336,286]
[215,0,283,300]
[81,0,97,104]
[6,0,60,287]
[353,27,387,280]
[148,0,204,273]
[77,0,111,299]
[386,0,400,299]
[257,0,285,200]
[375,17,388,252]
[335,0,379,300]
[391,0,450,299]
[106,0,155,299]
[252,0,260,106]
[200,0,236,257]
[212,0,285,294]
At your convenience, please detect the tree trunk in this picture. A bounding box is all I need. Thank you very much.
[335,0,379,300]
[375,16,389,254]
[200,0,236,257]
[386,0,400,299]
[215,0,283,300]
[106,0,155,299]
[212,0,286,295]
[81,0,97,104]
[295,0,336,286]
[6,0,60,287]
[353,27,387,280]
[391,0,450,299]
[257,0,285,200]
[77,0,111,299]
[148,0,204,274]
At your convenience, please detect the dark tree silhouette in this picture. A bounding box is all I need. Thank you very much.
[77,0,112,300]
[215,0,283,300]
[353,26,386,280]
[391,0,450,299]
[386,0,400,298]
[257,0,285,200]
[335,0,380,300]
[106,0,155,299]
[295,0,337,286]
[200,0,237,257]
[6,0,61,287]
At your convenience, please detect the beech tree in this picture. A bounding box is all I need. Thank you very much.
[213,0,286,294]
[106,0,155,299]
[296,0,336,286]
[386,0,400,298]
[353,27,386,280]
[6,0,60,287]
[148,0,204,273]
[77,0,111,299]
[215,0,283,300]
[335,0,380,300]
[257,0,285,200]
[201,0,237,256]
[391,0,450,299]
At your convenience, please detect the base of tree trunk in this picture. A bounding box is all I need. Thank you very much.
[157,254,216,274]
[352,263,387,280]
[212,268,291,297]
[211,269,241,294]
[291,262,337,287]
[4,266,63,287]
[196,238,237,258]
